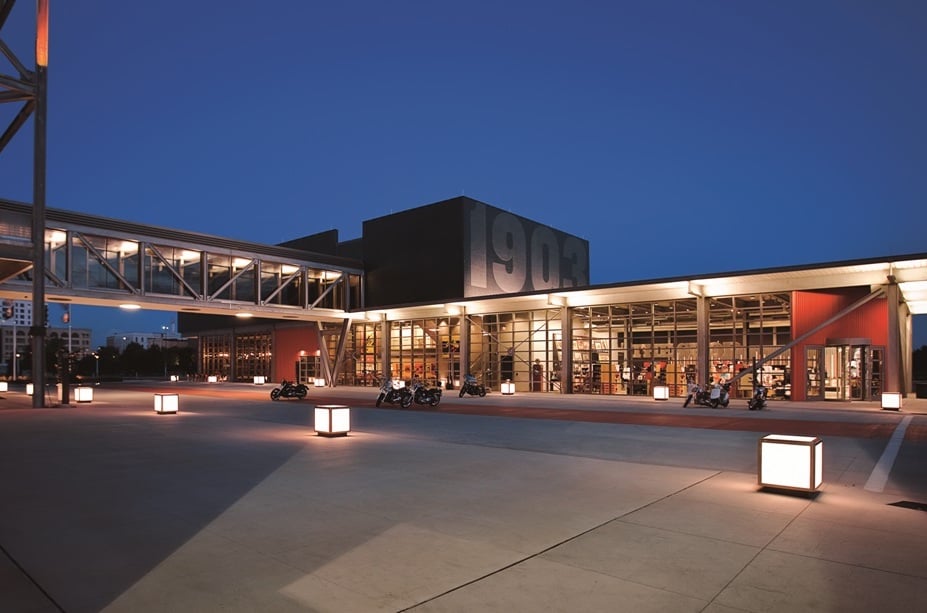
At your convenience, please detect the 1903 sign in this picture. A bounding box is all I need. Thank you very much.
[464,203,589,297]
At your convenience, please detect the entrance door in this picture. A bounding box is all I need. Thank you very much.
[805,346,824,400]
[821,344,871,401]
[824,346,845,399]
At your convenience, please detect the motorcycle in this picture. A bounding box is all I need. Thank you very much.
[410,378,442,407]
[748,384,768,410]
[683,382,712,408]
[458,374,487,398]
[376,378,413,408]
[683,381,730,408]
[270,379,309,400]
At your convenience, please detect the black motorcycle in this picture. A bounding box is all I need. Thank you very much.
[748,384,768,410]
[682,381,732,408]
[458,374,487,398]
[376,378,413,408]
[410,378,442,407]
[683,382,711,408]
[270,379,309,400]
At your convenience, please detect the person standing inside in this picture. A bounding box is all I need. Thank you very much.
[532,359,544,392]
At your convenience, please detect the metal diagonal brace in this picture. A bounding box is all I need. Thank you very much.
[728,287,886,386]
[146,243,202,299]
[206,258,255,301]
[74,232,141,294]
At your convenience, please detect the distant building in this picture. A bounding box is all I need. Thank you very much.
[1,300,91,377]
[106,331,183,352]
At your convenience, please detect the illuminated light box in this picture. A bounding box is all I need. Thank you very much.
[26,383,34,396]
[207,375,218,383]
[314,405,350,436]
[653,385,670,400]
[170,375,179,382]
[154,393,179,414]
[75,387,93,403]
[881,392,902,410]
[314,377,326,387]
[253,375,265,385]
[501,380,515,395]
[0,382,7,392]
[758,434,823,493]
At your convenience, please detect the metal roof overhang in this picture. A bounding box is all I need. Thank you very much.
[361,254,927,320]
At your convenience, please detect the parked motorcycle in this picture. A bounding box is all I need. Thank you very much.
[683,381,730,408]
[748,384,768,410]
[270,379,309,400]
[683,382,711,408]
[410,378,442,407]
[376,378,413,408]
[458,374,487,398]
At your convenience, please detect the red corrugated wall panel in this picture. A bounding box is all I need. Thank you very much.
[790,288,887,400]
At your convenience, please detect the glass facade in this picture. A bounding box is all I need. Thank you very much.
[200,335,231,381]
[344,293,795,398]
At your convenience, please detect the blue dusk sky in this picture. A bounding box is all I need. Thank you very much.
[1,1,925,347]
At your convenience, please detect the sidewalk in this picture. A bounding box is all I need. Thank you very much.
[1,384,925,612]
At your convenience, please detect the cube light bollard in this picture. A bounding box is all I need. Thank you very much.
[253,375,265,385]
[170,375,179,382]
[758,434,823,493]
[154,393,179,414]
[653,385,670,400]
[0,381,7,392]
[314,405,350,436]
[501,380,515,395]
[26,383,34,396]
[314,377,326,387]
[881,392,902,410]
[75,386,93,403]
[207,375,218,383]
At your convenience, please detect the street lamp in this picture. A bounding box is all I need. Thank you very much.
[94,352,99,382]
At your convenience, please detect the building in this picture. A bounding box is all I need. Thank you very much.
[179,197,924,403]
[1,300,91,378]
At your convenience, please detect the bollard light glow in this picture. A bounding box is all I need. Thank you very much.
[314,405,350,436]
[154,393,179,414]
[759,434,823,492]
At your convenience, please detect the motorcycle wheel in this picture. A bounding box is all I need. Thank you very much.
[375,393,384,407]
[459,388,466,398]
[429,395,440,407]
[478,387,486,397]
[401,393,413,408]
[270,388,281,400]
[709,399,719,408]
[296,386,308,399]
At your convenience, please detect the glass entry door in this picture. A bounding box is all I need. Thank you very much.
[824,346,845,399]
[805,346,824,400]
[820,344,875,401]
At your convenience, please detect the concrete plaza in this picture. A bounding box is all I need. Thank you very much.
[1,383,926,612]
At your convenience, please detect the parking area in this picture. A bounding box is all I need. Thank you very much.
[2,383,926,612]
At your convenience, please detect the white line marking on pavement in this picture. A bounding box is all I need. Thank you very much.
[864,415,914,492]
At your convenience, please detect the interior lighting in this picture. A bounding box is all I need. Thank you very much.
[119,304,141,310]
